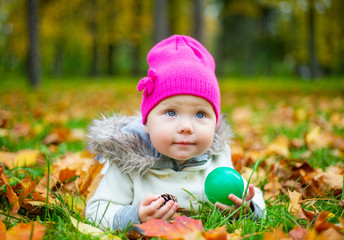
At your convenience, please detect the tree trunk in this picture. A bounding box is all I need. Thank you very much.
[53,42,63,77]
[194,0,203,43]
[107,43,114,75]
[28,0,40,88]
[154,0,169,43]
[308,0,318,79]
[90,0,98,76]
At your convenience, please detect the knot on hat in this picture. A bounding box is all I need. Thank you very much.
[137,68,157,97]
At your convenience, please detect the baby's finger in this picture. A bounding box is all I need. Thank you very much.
[152,200,175,219]
[161,202,178,220]
[141,194,159,207]
[141,197,165,217]
[228,194,243,206]
[244,184,255,202]
[215,202,232,212]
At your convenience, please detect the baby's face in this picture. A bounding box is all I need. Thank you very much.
[145,95,217,164]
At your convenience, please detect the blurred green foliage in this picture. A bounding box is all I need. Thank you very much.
[0,0,343,79]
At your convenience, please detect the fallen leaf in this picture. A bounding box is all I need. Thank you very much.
[289,225,307,240]
[0,165,20,213]
[313,211,342,233]
[241,167,266,186]
[43,128,85,145]
[313,165,344,197]
[316,228,344,240]
[0,150,44,169]
[263,228,289,240]
[18,173,38,205]
[133,215,204,239]
[58,168,77,183]
[78,158,104,200]
[231,107,252,123]
[265,135,290,157]
[0,220,6,240]
[287,190,317,221]
[287,190,303,217]
[304,126,333,150]
[12,122,32,138]
[70,217,120,240]
[203,225,228,240]
[264,172,282,201]
[64,194,86,215]
[227,229,242,240]
[1,221,46,240]
[43,127,71,145]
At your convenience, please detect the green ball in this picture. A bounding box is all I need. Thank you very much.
[204,167,244,206]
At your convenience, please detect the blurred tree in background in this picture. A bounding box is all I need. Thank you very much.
[0,0,343,87]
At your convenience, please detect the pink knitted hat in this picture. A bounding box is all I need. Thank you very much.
[138,35,220,124]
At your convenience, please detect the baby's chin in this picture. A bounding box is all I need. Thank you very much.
[169,152,205,163]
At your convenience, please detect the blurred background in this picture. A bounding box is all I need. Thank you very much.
[0,0,343,88]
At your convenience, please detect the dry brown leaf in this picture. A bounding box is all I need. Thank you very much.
[0,217,6,240]
[203,226,229,240]
[241,167,266,186]
[265,135,290,157]
[231,107,252,123]
[133,215,213,239]
[12,122,32,138]
[289,225,307,240]
[329,112,344,128]
[244,150,265,163]
[287,190,302,217]
[304,126,333,150]
[70,129,86,141]
[269,106,295,127]
[78,159,104,200]
[21,199,48,215]
[313,211,342,233]
[0,110,11,128]
[33,151,97,206]
[287,190,317,221]
[18,173,38,205]
[313,165,344,196]
[44,128,86,145]
[44,127,71,145]
[317,228,344,240]
[264,175,282,200]
[263,228,290,240]
[2,221,46,240]
[0,165,20,213]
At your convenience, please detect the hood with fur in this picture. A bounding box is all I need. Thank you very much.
[87,114,233,175]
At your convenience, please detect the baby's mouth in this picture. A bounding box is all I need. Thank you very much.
[174,141,195,145]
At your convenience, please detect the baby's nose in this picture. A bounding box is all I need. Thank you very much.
[177,119,193,134]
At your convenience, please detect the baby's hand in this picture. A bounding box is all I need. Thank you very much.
[215,184,255,218]
[138,194,179,223]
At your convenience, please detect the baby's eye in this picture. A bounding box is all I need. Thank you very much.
[195,112,205,119]
[166,110,176,117]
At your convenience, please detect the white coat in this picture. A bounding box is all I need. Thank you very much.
[85,114,265,230]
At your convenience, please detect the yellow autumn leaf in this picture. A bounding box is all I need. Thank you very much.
[265,135,290,157]
[70,217,121,240]
[287,190,302,216]
[0,150,44,169]
[305,126,333,150]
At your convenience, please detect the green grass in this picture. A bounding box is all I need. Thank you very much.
[1,75,343,239]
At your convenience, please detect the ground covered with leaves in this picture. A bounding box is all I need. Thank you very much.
[0,76,343,239]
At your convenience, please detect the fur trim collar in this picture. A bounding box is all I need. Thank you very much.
[86,114,233,175]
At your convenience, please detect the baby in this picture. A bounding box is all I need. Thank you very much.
[85,35,266,230]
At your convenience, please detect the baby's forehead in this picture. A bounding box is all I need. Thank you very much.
[157,95,213,108]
